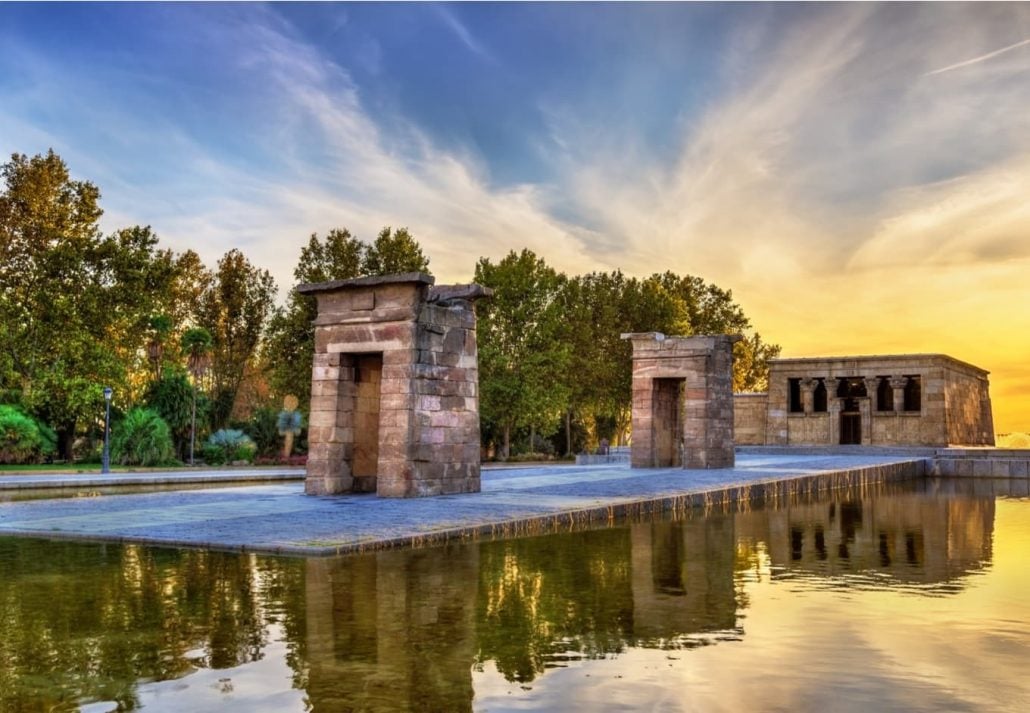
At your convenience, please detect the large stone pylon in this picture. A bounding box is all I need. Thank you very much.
[299,273,491,497]
[621,332,740,469]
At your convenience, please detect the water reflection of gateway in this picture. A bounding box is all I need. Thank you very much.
[304,546,479,712]
[734,494,994,585]
[630,518,738,643]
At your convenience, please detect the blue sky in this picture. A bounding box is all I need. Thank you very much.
[2,2,1030,428]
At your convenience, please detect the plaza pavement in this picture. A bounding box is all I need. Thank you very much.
[0,453,926,556]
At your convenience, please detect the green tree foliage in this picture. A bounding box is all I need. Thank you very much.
[475,249,571,459]
[0,405,56,463]
[262,228,430,409]
[262,230,365,406]
[733,331,782,392]
[143,368,194,460]
[197,250,277,429]
[530,269,781,452]
[111,407,175,466]
[360,226,430,275]
[0,151,180,457]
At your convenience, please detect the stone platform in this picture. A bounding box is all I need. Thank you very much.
[0,454,926,556]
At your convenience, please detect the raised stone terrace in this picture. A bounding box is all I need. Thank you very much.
[0,454,927,555]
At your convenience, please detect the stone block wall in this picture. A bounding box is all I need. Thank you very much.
[759,354,991,447]
[732,393,768,445]
[299,273,490,497]
[623,333,740,469]
[944,364,995,446]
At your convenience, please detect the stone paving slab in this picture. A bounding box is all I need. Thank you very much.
[0,454,926,556]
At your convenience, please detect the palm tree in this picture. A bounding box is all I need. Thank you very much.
[146,314,174,380]
[180,327,212,465]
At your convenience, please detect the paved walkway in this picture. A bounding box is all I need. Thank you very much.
[0,454,925,555]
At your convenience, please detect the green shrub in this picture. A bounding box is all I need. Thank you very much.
[111,408,175,466]
[203,429,256,465]
[244,408,280,457]
[144,368,194,459]
[0,405,55,464]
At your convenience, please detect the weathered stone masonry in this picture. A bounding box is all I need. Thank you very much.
[298,273,491,497]
[733,354,994,447]
[622,333,740,469]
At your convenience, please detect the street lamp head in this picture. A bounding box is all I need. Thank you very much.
[103,386,113,401]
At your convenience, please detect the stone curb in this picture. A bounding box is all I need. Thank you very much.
[0,470,305,490]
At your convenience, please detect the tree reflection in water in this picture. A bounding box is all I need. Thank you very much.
[0,482,998,711]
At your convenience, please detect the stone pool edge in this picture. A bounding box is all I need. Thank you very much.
[0,459,927,558]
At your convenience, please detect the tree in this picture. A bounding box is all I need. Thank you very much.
[475,249,570,459]
[733,331,782,392]
[0,151,179,457]
[263,228,431,410]
[263,229,366,407]
[197,250,277,429]
[361,226,430,276]
[181,327,213,464]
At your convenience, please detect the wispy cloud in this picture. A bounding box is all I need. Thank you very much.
[925,36,1030,76]
[433,5,495,62]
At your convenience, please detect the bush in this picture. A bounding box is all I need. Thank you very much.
[144,368,194,459]
[244,407,281,457]
[202,429,256,465]
[507,452,555,463]
[111,408,175,466]
[0,405,55,464]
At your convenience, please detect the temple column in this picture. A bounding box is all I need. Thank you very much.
[890,376,907,413]
[862,377,878,445]
[800,377,817,415]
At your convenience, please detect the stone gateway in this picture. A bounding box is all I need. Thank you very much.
[622,333,741,469]
[298,273,491,497]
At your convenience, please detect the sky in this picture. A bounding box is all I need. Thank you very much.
[1,2,1029,432]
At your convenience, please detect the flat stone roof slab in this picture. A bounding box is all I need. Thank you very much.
[0,454,926,556]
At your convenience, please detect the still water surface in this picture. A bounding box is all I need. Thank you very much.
[1,479,1028,712]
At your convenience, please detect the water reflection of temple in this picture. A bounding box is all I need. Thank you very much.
[299,490,997,698]
[734,494,995,584]
[630,518,738,643]
[304,546,479,712]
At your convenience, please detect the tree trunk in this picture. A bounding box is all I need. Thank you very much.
[530,424,536,453]
[57,421,76,461]
[565,410,572,456]
[503,424,511,461]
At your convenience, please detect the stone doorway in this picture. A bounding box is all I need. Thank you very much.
[350,354,383,493]
[652,378,684,467]
[840,397,861,445]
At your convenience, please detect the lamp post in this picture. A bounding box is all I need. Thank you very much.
[190,380,197,466]
[102,386,113,474]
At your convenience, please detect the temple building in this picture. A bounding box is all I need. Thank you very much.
[734,354,995,447]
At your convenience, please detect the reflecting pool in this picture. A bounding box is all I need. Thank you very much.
[1,479,1028,712]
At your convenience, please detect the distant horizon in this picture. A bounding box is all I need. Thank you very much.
[2,2,1028,431]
